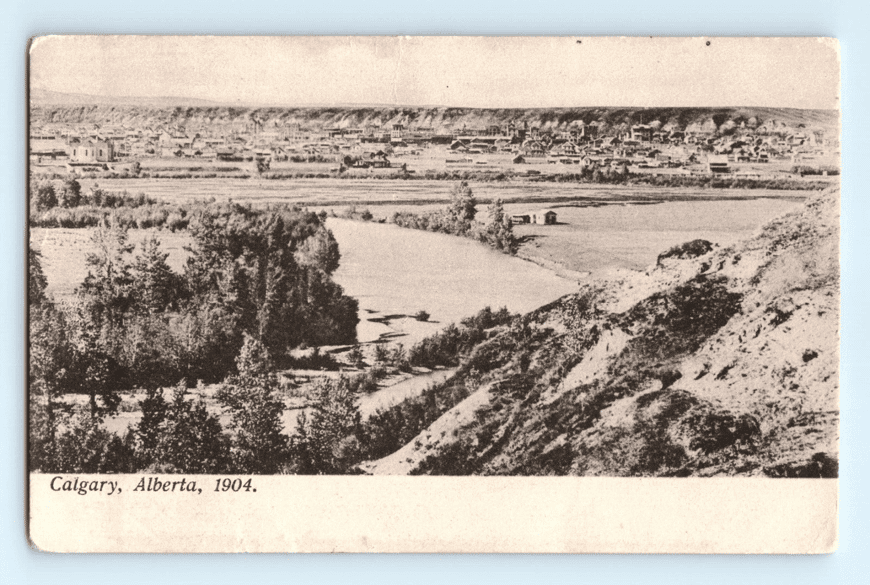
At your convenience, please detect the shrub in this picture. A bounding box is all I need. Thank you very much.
[373,344,389,364]
[289,376,363,474]
[216,336,289,474]
[58,177,83,208]
[282,347,340,371]
[32,181,58,210]
[358,376,467,463]
[347,345,366,368]
[50,414,137,473]
[408,306,515,368]
[136,380,231,473]
[656,239,715,266]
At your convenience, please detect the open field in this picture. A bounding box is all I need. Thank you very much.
[69,176,816,209]
[505,197,804,274]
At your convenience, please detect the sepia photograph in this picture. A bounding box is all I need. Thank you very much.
[26,36,840,552]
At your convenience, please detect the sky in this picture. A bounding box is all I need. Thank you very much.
[29,36,840,109]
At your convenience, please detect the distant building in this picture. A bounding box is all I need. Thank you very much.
[708,155,730,173]
[369,151,391,168]
[521,140,546,157]
[631,124,654,142]
[69,139,114,163]
[514,210,557,225]
[216,147,238,161]
[391,123,405,143]
[532,210,558,225]
[510,214,531,224]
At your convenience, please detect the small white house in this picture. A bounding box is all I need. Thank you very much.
[531,210,558,225]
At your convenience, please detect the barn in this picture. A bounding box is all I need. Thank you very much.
[531,210,557,225]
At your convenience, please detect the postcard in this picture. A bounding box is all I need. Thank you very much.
[27,36,839,553]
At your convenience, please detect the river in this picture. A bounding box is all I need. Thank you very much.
[327,218,580,344]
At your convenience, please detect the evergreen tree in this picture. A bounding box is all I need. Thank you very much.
[29,302,76,470]
[72,220,136,418]
[216,335,289,473]
[483,198,518,254]
[139,380,231,473]
[131,235,179,314]
[447,181,477,232]
[77,219,135,327]
[133,386,169,467]
[29,247,48,306]
[289,376,362,474]
[50,414,136,473]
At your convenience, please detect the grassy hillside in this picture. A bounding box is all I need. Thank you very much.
[362,187,839,477]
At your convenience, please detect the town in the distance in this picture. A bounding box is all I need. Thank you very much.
[29,96,840,187]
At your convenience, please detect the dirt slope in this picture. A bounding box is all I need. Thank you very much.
[362,188,839,477]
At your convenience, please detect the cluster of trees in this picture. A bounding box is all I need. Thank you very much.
[287,154,334,164]
[29,179,201,230]
[29,201,360,473]
[336,205,375,222]
[627,173,831,191]
[389,182,519,254]
[30,178,155,212]
[790,165,840,176]
[407,306,516,369]
[30,333,290,474]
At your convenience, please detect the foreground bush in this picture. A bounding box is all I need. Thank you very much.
[289,376,363,474]
[134,381,231,473]
[216,336,289,474]
[408,306,515,369]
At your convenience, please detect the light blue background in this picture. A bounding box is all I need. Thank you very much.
[3,1,868,582]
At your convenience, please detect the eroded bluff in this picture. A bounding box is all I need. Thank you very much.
[362,188,839,477]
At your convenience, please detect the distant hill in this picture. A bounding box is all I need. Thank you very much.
[30,88,221,108]
[28,90,839,135]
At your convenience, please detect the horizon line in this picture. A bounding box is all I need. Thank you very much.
[29,87,841,112]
